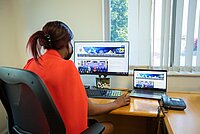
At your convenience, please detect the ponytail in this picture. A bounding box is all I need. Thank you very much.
[26,31,50,63]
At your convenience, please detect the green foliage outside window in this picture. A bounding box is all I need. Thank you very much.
[110,0,128,41]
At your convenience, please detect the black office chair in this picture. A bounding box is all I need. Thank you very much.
[0,67,104,134]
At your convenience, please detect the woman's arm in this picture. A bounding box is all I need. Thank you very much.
[88,93,130,116]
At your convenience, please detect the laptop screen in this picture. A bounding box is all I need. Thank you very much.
[134,69,167,91]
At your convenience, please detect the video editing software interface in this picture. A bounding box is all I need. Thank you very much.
[74,41,129,76]
[134,70,167,90]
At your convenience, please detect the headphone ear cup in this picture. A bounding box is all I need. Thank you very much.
[64,43,73,60]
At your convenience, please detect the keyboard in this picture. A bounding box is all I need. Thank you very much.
[134,89,164,95]
[86,88,122,99]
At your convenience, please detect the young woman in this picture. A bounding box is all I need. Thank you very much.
[24,21,130,134]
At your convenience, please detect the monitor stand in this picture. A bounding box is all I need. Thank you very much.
[96,75,110,89]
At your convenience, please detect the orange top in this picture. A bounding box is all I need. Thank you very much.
[23,50,88,134]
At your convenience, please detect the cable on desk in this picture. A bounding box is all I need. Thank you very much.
[155,100,168,134]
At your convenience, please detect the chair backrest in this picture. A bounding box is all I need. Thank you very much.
[0,67,65,134]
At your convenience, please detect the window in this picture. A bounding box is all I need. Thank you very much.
[110,0,128,41]
[104,0,200,72]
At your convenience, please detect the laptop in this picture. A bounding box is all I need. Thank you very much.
[130,69,167,100]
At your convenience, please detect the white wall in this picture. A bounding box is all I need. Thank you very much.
[14,0,103,67]
[0,0,103,68]
[0,0,19,67]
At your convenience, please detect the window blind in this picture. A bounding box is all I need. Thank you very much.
[128,0,152,66]
[105,0,200,72]
[184,0,197,71]
[174,0,184,71]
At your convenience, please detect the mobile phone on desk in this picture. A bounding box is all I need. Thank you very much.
[161,95,186,110]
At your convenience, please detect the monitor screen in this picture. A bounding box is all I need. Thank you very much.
[134,69,167,90]
[74,41,129,76]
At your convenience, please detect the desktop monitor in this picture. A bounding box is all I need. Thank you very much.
[74,41,129,76]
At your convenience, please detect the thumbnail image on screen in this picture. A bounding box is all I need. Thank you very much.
[77,60,108,74]
[74,41,129,76]
[136,80,154,88]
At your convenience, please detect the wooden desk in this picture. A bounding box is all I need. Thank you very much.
[91,97,160,117]
[165,92,200,134]
[90,97,160,134]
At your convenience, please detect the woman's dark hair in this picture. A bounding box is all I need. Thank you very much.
[26,21,73,63]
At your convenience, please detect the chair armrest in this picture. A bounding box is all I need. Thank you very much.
[80,123,105,134]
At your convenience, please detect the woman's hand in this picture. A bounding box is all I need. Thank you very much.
[114,93,130,107]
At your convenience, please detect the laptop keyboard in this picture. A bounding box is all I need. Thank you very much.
[134,90,163,95]
[135,90,154,94]
[86,88,122,99]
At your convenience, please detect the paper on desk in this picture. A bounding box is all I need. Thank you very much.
[133,99,159,113]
